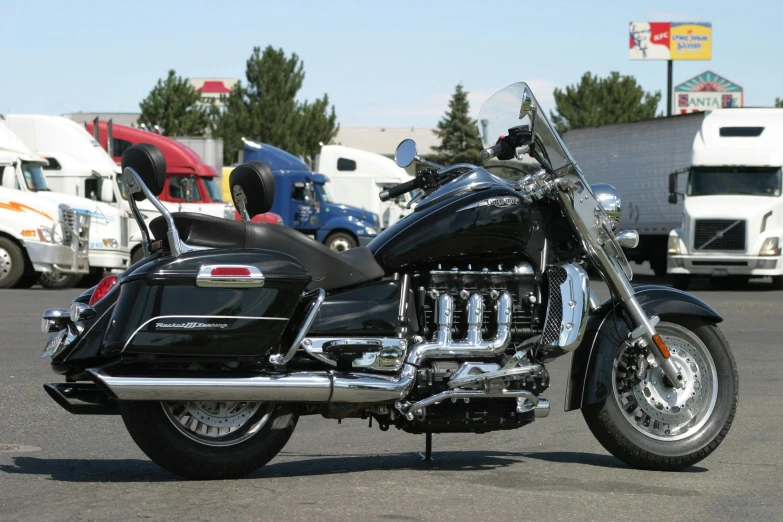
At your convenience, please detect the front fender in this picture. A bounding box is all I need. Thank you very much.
[564,285,722,411]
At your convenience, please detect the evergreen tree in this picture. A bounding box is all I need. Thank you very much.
[550,72,661,133]
[775,98,783,108]
[431,84,483,166]
[211,46,338,165]
[138,70,210,136]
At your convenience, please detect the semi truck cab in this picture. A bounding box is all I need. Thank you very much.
[243,140,379,251]
[667,109,783,289]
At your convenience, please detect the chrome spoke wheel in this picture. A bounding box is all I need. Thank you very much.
[328,238,351,252]
[612,323,718,441]
[162,401,274,447]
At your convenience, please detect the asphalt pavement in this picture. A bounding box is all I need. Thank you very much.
[0,266,781,521]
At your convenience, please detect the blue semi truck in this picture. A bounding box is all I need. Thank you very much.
[242,140,379,251]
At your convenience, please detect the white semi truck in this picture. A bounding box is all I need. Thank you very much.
[562,109,783,288]
[1,119,130,288]
[316,144,415,229]
[0,123,90,288]
[666,109,783,289]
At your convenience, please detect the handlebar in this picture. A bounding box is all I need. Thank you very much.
[379,177,420,202]
[480,140,514,161]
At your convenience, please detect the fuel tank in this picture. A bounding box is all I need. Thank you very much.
[369,168,539,272]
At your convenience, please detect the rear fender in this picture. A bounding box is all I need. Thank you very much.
[564,285,722,411]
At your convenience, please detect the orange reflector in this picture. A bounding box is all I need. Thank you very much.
[652,334,671,359]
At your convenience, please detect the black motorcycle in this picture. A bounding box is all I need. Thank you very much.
[40,83,738,479]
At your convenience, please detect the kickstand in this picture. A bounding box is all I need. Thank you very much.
[418,432,433,461]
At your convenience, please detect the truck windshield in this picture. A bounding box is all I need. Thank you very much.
[203,177,223,202]
[315,183,332,203]
[21,162,50,191]
[688,167,782,197]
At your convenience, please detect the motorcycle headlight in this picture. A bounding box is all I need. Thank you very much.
[668,232,682,255]
[759,237,780,256]
[37,226,54,243]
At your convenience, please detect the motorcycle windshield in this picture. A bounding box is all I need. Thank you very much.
[478,82,574,173]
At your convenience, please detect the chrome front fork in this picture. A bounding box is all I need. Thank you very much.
[555,182,686,389]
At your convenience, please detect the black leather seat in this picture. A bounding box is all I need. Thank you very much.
[149,213,385,292]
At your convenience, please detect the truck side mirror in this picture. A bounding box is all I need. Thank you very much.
[668,193,678,204]
[100,180,114,202]
[668,172,677,194]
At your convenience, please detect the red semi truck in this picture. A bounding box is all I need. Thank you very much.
[86,121,282,224]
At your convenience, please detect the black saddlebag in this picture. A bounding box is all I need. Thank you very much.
[101,249,310,358]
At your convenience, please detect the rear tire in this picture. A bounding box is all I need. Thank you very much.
[325,232,357,252]
[119,401,298,480]
[38,272,82,289]
[0,238,25,289]
[672,274,690,290]
[582,321,738,471]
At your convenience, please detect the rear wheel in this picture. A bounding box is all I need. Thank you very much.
[119,400,297,480]
[325,232,357,252]
[582,321,738,470]
[0,238,25,289]
[38,272,82,289]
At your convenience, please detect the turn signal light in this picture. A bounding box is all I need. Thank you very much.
[89,275,119,307]
[652,334,671,359]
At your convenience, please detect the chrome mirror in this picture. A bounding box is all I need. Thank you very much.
[394,139,418,168]
[591,183,621,229]
[616,230,639,249]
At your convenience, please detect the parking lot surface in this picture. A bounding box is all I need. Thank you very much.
[0,268,781,521]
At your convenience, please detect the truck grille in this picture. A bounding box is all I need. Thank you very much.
[694,219,746,252]
[58,205,75,246]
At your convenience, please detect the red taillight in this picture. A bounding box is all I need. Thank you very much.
[89,275,118,307]
[210,267,251,277]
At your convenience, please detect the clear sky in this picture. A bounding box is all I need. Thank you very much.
[2,0,780,128]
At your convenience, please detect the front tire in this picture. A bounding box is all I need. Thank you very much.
[325,232,357,252]
[119,400,298,480]
[38,272,82,289]
[582,321,738,470]
[0,237,25,289]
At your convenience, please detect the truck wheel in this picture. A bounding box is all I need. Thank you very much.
[672,275,690,291]
[650,255,668,278]
[325,232,357,252]
[119,401,298,480]
[38,272,82,290]
[0,237,25,289]
[14,274,39,289]
[131,246,145,264]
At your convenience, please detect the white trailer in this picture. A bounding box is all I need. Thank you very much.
[2,117,130,287]
[666,109,783,289]
[561,113,706,276]
[316,145,415,229]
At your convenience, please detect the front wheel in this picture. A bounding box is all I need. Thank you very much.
[325,232,357,252]
[38,272,82,289]
[582,320,738,470]
[119,400,298,480]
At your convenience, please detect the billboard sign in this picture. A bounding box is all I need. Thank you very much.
[629,22,712,60]
[675,71,743,114]
[189,78,238,107]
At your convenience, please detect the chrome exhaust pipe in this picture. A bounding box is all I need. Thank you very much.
[88,368,411,404]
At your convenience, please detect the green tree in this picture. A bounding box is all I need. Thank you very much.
[138,70,210,136]
[550,72,661,133]
[775,98,783,108]
[431,84,483,166]
[211,46,339,165]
